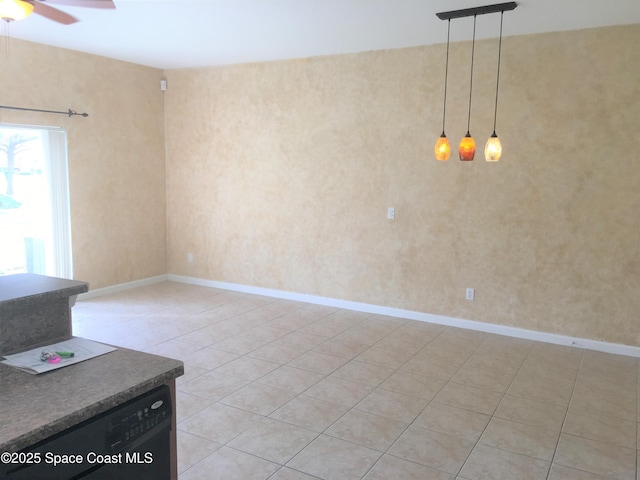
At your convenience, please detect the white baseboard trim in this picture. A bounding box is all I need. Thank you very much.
[168,274,640,358]
[82,274,640,358]
[78,275,169,300]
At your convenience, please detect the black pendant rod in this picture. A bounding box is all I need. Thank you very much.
[437,2,517,21]
[0,105,89,117]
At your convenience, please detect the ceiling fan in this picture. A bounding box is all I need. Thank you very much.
[0,0,115,25]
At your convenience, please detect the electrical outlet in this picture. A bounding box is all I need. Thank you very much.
[466,288,474,300]
[187,253,194,263]
[387,207,395,220]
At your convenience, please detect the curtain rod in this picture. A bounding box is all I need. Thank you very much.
[0,105,89,117]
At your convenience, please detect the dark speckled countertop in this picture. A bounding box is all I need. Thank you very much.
[0,343,183,452]
[0,273,88,304]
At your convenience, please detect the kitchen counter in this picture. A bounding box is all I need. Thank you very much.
[0,343,184,453]
[0,274,88,304]
[0,273,89,356]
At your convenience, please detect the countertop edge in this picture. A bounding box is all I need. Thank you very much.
[1,364,184,453]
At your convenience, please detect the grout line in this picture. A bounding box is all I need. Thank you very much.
[543,347,584,480]
[78,281,639,480]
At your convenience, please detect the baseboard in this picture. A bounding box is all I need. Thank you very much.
[166,274,640,358]
[82,274,640,358]
[78,275,169,300]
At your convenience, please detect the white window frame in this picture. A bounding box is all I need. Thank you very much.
[0,123,72,279]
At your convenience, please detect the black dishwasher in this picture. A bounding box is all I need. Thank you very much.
[1,385,172,480]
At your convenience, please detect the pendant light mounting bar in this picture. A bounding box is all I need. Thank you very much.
[436,2,517,21]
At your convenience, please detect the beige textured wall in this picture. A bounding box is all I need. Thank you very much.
[0,39,166,289]
[165,24,640,346]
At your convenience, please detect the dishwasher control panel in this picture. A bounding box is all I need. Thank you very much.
[106,387,172,452]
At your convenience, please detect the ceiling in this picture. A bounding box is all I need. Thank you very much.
[6,0,640,70]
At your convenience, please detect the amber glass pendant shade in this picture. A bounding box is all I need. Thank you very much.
[434,134,451,161]
[459,133,475,161]
[485,132,502,161]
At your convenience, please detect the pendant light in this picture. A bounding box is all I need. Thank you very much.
[459,14,477,161]
[485,11,505,161]
[434,19,451,161]
[435,2,517,165]
[0,0,33,22]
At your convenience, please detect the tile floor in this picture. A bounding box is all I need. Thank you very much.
[72,281,639,480]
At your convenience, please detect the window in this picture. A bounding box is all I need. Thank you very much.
[0,125,72,278]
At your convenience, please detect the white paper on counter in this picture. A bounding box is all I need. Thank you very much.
[1,337,117,374]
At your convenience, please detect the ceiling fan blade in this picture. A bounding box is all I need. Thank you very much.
[43,0,116,9]
[31,2,78,24]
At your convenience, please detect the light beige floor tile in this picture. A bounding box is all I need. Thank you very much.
[400,352,460,377]
[336,327,388,346]
[179,446,280,480]
[518,361,579,385]
[378,370,447,401]
[313,338,370,359]
[176,365,209,386]
[214,356,281,381]
[364,313,407,330]
[207,334,269,355]
[570,384,637,420]
[554,433,636,480]
[563,406,636,448]
[269,395,350,432]
[304,376,373,408]
[393,322,444,343]
[268,467,324,479]
[388,425,475,474]
[267,314,317,332]
[325,409,408,451]
[547,463,616,480]
[494,394,567,431]
[526,343,583,370]
[227,418,318,464]
[459,444,549,480]
[256,365,324,394]
[180,346,240,371]
[355,346,415,369]
[329,360,395,388]
[205,317,249,336]
[418,338,480,364]
[463,351,524,375]
[479,417,559,461]
[451,364,516,393]
[176,390,215,423]
[178,403,262,444]
[413,402,490,442]
[177,430,221,474]
[299,318,353,337]
[243,325,292,342]
[363,454,455,480]
[287,434,382,480]
[474,335,532,359]
[373,334,427,355]
[287,349,349,375]
[176,325,235,348]
[574,372,637,400]
[177,371,250,401]
[143,338,205,360]
[219,382,298,415]
[581,350,637,377]
[434,382,503,416]
[77,283,640,480]
[354,388,429,423]
[248,342,307,364]
[507,374,574,406]
[277,331,331,350]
